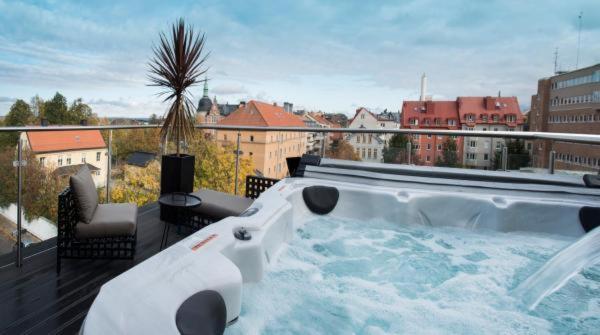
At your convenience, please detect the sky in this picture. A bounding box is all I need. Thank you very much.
[0,0,599,118]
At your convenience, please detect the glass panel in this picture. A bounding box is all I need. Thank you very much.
[0,132,19,263]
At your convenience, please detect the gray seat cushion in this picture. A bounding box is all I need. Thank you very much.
[190,189,254,220]
[75,203,138,239]
[69,165,98,223]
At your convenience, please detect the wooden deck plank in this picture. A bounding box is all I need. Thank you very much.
[0,202,188,335]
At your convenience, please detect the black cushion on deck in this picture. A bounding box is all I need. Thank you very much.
[579,206,600,233]
[302,186,339,215]
[176,290,227,335]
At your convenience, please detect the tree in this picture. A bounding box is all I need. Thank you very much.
[44,92,69,125]
[326,138,360,161]
[149,113,161,125]
[0,148,64,221]
[492,139,531,170]
[68,98,97,124]
[0,100,34,148]
[189,137,253,195]
[112,128,161,161]
[30,95,45,119]
[148,18,209,155]
[434,137,461,167]
[382,134,417,164]
[110,161,161,207]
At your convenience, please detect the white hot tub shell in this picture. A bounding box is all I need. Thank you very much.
[82,163,600,334]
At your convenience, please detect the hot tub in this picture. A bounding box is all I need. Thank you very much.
[82,158,600,334]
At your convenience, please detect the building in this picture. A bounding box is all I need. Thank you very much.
[402,100,463,166]
[458,96,524,169]
[346,107,400,163]
[21,130,108,187]
[216,100,306,179]
[299,112,339,156]
[402,96,523,168]
[530,63,600,171]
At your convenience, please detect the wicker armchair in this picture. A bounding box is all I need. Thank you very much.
[56,187,137,274]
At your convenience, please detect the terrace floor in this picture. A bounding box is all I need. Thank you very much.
[0,202,185,335]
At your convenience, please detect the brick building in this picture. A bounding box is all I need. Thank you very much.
[402,96,524,168]
[401,101,463,166]
[529,63,600,171]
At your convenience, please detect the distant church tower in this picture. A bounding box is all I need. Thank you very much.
[196,78,213,113]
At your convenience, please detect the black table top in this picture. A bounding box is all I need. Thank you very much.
[158,192,201,208]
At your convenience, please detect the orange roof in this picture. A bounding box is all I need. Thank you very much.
[26,130,106,153]
[218,100,305,127]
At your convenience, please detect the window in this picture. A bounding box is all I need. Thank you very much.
[373,149,378,159]
[39,157,45,166]
[469,140,477,148]
[362,148,366,158]
[81,153,86,163]
[437,144,442,151]
[448,119,456,126]
[250,135,254,142]
[368,134,372,144]
[356,136,360,143]
[413,134,420,140]
[483,153,489,161]
[427,144,431,150]
[427,134,432,139]
[96,152,101,161]
[467,153,476,160]
[467,114,475,122]
[361,113,365,119]
[367,148,372,159]
[482,115,488,122]
[58,157,63,166]
[426,155,431,162]
[66,157,71,165]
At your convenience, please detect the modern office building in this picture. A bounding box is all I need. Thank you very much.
[529,63,600,171]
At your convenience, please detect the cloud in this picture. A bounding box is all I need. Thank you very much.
[211,84,247,95]
[0,96,16,103]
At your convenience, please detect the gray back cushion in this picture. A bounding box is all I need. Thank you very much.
[69,165,99,223]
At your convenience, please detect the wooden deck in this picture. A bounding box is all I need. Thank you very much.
[0,203,186,335]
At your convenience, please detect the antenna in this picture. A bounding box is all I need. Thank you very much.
[576,12,582,69]
[553,47,559,74]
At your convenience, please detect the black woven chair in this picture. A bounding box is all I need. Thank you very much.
[56,188,137,274]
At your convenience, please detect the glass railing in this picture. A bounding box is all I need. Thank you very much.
[1,124,599,267]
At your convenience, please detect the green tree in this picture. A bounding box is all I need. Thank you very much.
[434,137,461,167]
[0,99,34,148]
[68,98,95,124]
[382,134,417,164]
[492,139,531,170]
[149,113,161,125]
[30,95,45,120]
[44,92,69,125]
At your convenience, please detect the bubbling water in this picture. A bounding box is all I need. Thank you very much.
[226,217,600,335]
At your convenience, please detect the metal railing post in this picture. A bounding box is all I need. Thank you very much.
[501,145,508,171]
[548,150,556,174]
[320,135,326,158]
[234,132,241,195]
[16,137,23,267]
[106,130,112,203]
[406,141,412,165]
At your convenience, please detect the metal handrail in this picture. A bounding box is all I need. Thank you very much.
[1,124,600,145]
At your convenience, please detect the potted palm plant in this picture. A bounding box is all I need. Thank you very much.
[148,18,208,203]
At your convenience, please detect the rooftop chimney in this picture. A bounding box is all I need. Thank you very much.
[80,119,88,126]
[273,102,277,106]
[420,73,427,101]
[41,118,49,127]
[238,101,246,109]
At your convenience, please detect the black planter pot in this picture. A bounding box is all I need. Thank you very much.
[160,154,195,221]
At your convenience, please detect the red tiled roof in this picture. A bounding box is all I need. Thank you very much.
[218,100,305,127]
[402,101,459,128]
[457,97,523,123]
[26,130,106,153]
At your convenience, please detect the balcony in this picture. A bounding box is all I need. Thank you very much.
[1,124,600,333]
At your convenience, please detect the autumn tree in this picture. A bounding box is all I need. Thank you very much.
[434,137,461,168]
[326,138,360,161]
[0,148,64,221]
[189,137,253,195]
[111,128,162,161]
[110,161,161,207]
